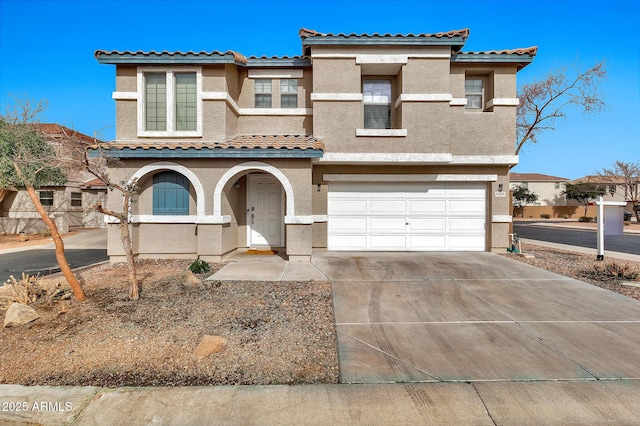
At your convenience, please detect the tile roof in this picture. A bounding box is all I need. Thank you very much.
[95,50,247,64]
[460,46,538,56]
[36,123,102,144]
[569,175,627,185]
[299,28,470,40]
[94,135,324,152]
[509,173,568,181]
[81,178,108,189]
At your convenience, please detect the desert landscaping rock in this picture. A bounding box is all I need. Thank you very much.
[180,270,203,288]
[3,303,40,327]
[194,335,228,359]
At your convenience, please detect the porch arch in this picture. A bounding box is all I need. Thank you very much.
[128,162,205,217]
[213,161,295,217]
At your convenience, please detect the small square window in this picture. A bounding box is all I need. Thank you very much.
[521,182,528,189]
[554,182,560,189]
[71,192,82,207]
[281,79,298,108]
[465,79,483,110]
[39,191,54,207]
[255,79,272,108]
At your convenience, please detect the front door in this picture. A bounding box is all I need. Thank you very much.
[248,174,283,247]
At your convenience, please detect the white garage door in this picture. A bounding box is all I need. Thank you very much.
[328,182,486,251]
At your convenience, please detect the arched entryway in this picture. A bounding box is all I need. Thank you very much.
[213,161,295,248]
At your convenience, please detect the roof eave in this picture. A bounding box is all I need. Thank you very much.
[246,57,312,67]
[88,147,324,159]
[302,36,466,50]
[451,53,536,70]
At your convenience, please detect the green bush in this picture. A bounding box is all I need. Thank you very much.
[189,259,211,274]
[540,213,551,219]
[578,216,593,222]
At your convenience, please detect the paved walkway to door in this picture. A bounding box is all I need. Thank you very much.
[312,252,640,384]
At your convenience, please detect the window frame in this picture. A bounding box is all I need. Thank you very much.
[254,78,272,108]
[363,78,392,129]
[280,79,298,108]
[39,190,54,207]
[70,192,82,207]
[465,78,484,110]
[137,67,203,137]
[152,171,191,216]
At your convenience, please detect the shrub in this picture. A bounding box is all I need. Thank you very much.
[584,262,639,281]
[578,216,593,222]
[540,213,551,219]
[189,259,211,274]
[624,221,631,227]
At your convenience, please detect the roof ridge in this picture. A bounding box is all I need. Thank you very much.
[299,27,469,39]
[461,46,538,56]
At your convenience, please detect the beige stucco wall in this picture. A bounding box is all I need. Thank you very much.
[509,181,568,206]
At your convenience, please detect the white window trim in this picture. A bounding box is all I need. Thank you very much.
[137,67,203,137]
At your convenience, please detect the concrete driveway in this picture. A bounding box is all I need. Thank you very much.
[312,252,640,384]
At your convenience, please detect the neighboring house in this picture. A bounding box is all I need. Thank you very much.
[93,28,536,262]
[569,175,636,217]
[509,173,569,206]
[0,124,107,234]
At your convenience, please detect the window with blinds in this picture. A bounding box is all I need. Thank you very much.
[255,79,272,108]
[280,79,298,108]
[465,79,483,110]
[363,79,391,129]
[175,73,197,131]
[145,73,167,131]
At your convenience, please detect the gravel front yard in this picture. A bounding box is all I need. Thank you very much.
[0,260,339,387]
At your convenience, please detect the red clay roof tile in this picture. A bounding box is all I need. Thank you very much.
[509,173,568,181]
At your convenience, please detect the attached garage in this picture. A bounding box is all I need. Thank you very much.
[327,182,487,251]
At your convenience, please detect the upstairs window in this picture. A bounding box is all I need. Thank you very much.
[71,192,82,207]
[363,79,391,129]
[175,73,197,131]
[140,68,201,136]
[145,73,167,131]
[465,79,483,110]
[255,79,272,108]
[153,171,190,215]
[39,191,54,207]
[280,79,298,108]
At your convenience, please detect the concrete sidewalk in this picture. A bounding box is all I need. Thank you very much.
[2,381,640,425]
[206,248,328,281]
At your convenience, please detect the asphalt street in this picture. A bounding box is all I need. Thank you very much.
[0,249,107,283]
[0,229,108,284]
[513,222,640,255]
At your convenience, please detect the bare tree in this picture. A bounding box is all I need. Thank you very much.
[516,61,607,157]
[0,98,86,301]
[600,161,640,221]
[77,148,140,300]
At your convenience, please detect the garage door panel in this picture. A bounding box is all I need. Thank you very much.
[330,217,367,232]
[370,200,406,215]
[449,235,486,251]
[370,235,406,250]
[331,200,367,214]
[448,199,485,214]
[408,199,446,214]
[449,218,485,232]
[370,217,406,232]
[329,235,368,250]
[408,218,446,232]
[408,235,446,250]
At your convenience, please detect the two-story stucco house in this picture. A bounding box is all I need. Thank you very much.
[94,28,536,262]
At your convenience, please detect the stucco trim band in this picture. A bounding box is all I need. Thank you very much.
[284,215,328,224]
[323,174,498,182]
[248,69,304,79]
[449,98,468,106]
[487,98,520,107]
[238,108,312,116]
[112,91,138,100]
[316,153,452,164]
[355,129,407,137]
[450,155,519,165]
[492,215,513,223]
[311,93,363,101]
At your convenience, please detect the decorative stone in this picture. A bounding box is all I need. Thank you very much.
[4,303,40,327]
[181,270,203,288]
[193,335,228,359]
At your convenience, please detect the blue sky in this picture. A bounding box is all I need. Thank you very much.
[1,0,638,180]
